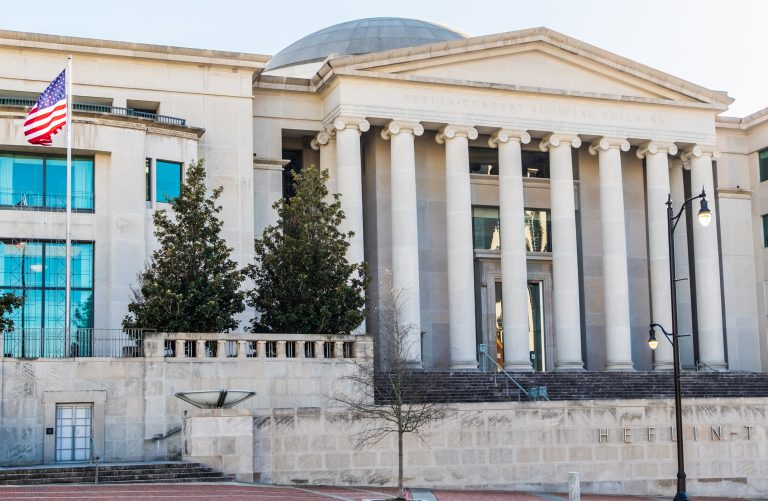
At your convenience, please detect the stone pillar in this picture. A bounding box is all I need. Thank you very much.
[311,128,337,196]
[382,121,424,367]
[540,133,584,370]
[683,146,726,369]
[668,159,695,367]
[436,125,479,370]
[638,141,678,370]
[490,129,532,371]
[589,137,633,371]
[333,117,370,334]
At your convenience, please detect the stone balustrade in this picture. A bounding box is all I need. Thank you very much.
[143,332,370,362]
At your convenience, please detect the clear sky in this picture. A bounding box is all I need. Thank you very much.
[1,0,764,116]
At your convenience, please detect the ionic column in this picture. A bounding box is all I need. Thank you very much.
[382,121,424,367]
[333,117,370,334]
[489,129,532,371]
[588,137,634,371]
[311,128,337,195]
[638,141,678,370]
[436,125,479,370]
[669,159,695,367]
[683,146,726,369]
[540,133,584,370]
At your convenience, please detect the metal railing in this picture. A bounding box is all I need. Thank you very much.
[1,328,146,358]
[0,97,186,126]
[89,436,100,485]
[0,189,94,211]
[478,347,531,401]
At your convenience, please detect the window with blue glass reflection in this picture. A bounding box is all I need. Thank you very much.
[0,240,94,339]
[471,206,552,252]
[156,160,182,203]
[0,153,94,210]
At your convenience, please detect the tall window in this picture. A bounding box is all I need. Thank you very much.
[0,153,94,210]
[472,207,552,252]
[763,214,768,248]
[282,149,302,198]
[0,240,94,333]
[760,149,768,183]
[145,158,152,202]
[156,160,182,203]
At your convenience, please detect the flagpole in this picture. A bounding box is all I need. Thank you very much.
[65,55,72,356]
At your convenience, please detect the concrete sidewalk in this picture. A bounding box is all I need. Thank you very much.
[0,483,766,501]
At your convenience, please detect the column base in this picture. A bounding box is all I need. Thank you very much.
[402,360,424,370]
[450,360,479,370]
[504,362,533,372]
[555,361,584,371]
[605,361,635,371]
[653,361,674,371]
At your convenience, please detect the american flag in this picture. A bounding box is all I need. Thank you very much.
[24,70,67,146]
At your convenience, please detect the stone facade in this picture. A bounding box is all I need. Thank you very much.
[0,333,370,466]
[249,399,768,498]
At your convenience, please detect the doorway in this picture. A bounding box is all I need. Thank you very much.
[55,403,92,462]
[494,281,546,371]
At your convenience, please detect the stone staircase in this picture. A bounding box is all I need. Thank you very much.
[0,461,235,485]
[377,370,768,404]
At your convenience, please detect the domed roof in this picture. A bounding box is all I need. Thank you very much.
[266,17,466,71]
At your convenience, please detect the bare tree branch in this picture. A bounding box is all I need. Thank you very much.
[332,272,449,499]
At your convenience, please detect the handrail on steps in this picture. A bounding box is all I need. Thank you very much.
[478,348,531,401]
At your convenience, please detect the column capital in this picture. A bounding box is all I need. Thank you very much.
[332,116,370,134]
[488,129,531,148]
[381,120,424,140]
[588,137,630,155]
[310,129,336,150]
[436,124,478,144]
[681,144,721,163]
[636,141,678,159]
[539,133,581,152]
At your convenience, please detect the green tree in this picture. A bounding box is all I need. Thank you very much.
[247,165,367,334]
[0,292,23,333]
[123,160,245,332]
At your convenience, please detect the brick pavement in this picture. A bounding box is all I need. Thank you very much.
[0,483,765,501]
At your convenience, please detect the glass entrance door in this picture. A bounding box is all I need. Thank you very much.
[494,281,546,371]
[528,282,545,371]
[55,403,92,462]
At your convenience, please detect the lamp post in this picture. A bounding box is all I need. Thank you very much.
[648,187,711,501]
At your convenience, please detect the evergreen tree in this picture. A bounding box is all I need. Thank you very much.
[123,160,245,332]
[247,165,367,334]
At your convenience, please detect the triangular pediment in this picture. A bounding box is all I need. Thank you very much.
[322,28,732,108]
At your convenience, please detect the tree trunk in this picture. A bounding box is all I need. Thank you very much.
[398,430,404,496]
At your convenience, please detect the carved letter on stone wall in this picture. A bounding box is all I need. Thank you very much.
[648,427,656,443]
[745,425,753,439]
[623,428,631,443]
[598,428,608,443]
[711,426,722,441]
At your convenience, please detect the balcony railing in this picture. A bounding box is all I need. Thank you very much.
[0,97,186,127]
[1,328,146,358]
[0,189,94,211]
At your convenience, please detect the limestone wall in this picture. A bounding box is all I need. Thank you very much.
[0,332,370,466]
[254,399,768,498]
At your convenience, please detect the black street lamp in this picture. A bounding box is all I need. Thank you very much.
[648,187,712,501]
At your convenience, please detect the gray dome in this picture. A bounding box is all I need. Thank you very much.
[266,17,465,71]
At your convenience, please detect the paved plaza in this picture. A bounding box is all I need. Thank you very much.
[0,484,765,501]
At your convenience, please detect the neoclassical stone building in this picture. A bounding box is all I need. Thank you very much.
[0,18,767,373]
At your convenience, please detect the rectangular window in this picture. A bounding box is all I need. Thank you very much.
[471,207,552,252]
[760,149,768,183]
[285,341,296,358]
[472,207,500,250]
[304,341,316,358]
[0,240,94,357]
[468,148,550,178]
[145,158,152,202]
[323,341,335,358]
[0,153,94,210]
[156,160,182,203]
[763,214,768,247]
[525,209,552,252]
[265,341,277,358]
